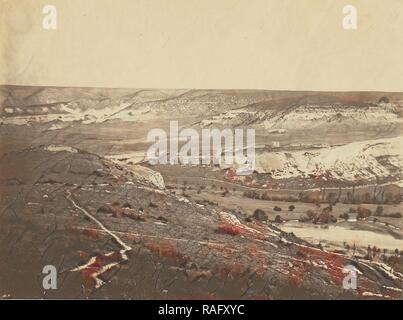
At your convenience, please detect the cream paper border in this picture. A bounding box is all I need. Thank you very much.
[1,0,403,91]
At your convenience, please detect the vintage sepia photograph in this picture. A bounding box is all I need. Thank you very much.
[0,86,402,299]
[1,0,402,308]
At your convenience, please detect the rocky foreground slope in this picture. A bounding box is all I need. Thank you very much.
[0,146,402,299]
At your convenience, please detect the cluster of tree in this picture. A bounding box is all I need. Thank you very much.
[373,205,402,218]
[365,245,401,262]
[301,206,337,224]
[343,241,402,264]
[341,205,402,220]
[342,191,401,205]
[243,191,299,202]
[244,189,402,205]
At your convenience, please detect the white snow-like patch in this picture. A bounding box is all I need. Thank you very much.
[362,292,386,298]
[47,123,64,130]
[201,109,264,127]
[105,151,146,164]
[268,128,287,134]
[59,101,148,124]
[45,145,78,153]
[254,136,403,181]
[263,103,402,130]
[1,101,141,125]
[200,102,402,130]
[371,261,403,281]
[383,285,402,292]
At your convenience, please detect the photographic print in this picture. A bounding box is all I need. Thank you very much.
[0,0,402,306]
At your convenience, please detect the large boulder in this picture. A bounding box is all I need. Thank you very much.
[131,165,165,189]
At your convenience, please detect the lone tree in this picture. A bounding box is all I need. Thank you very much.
[375,205,383,216]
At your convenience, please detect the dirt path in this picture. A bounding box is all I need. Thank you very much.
[65,189,132,289]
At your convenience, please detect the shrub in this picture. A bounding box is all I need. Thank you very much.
[357,206,371,219]
[375,206,383,216]
[385,212,402,218]
[306,209,317,220]
[253,209,268,221]
[274,215,283,223]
